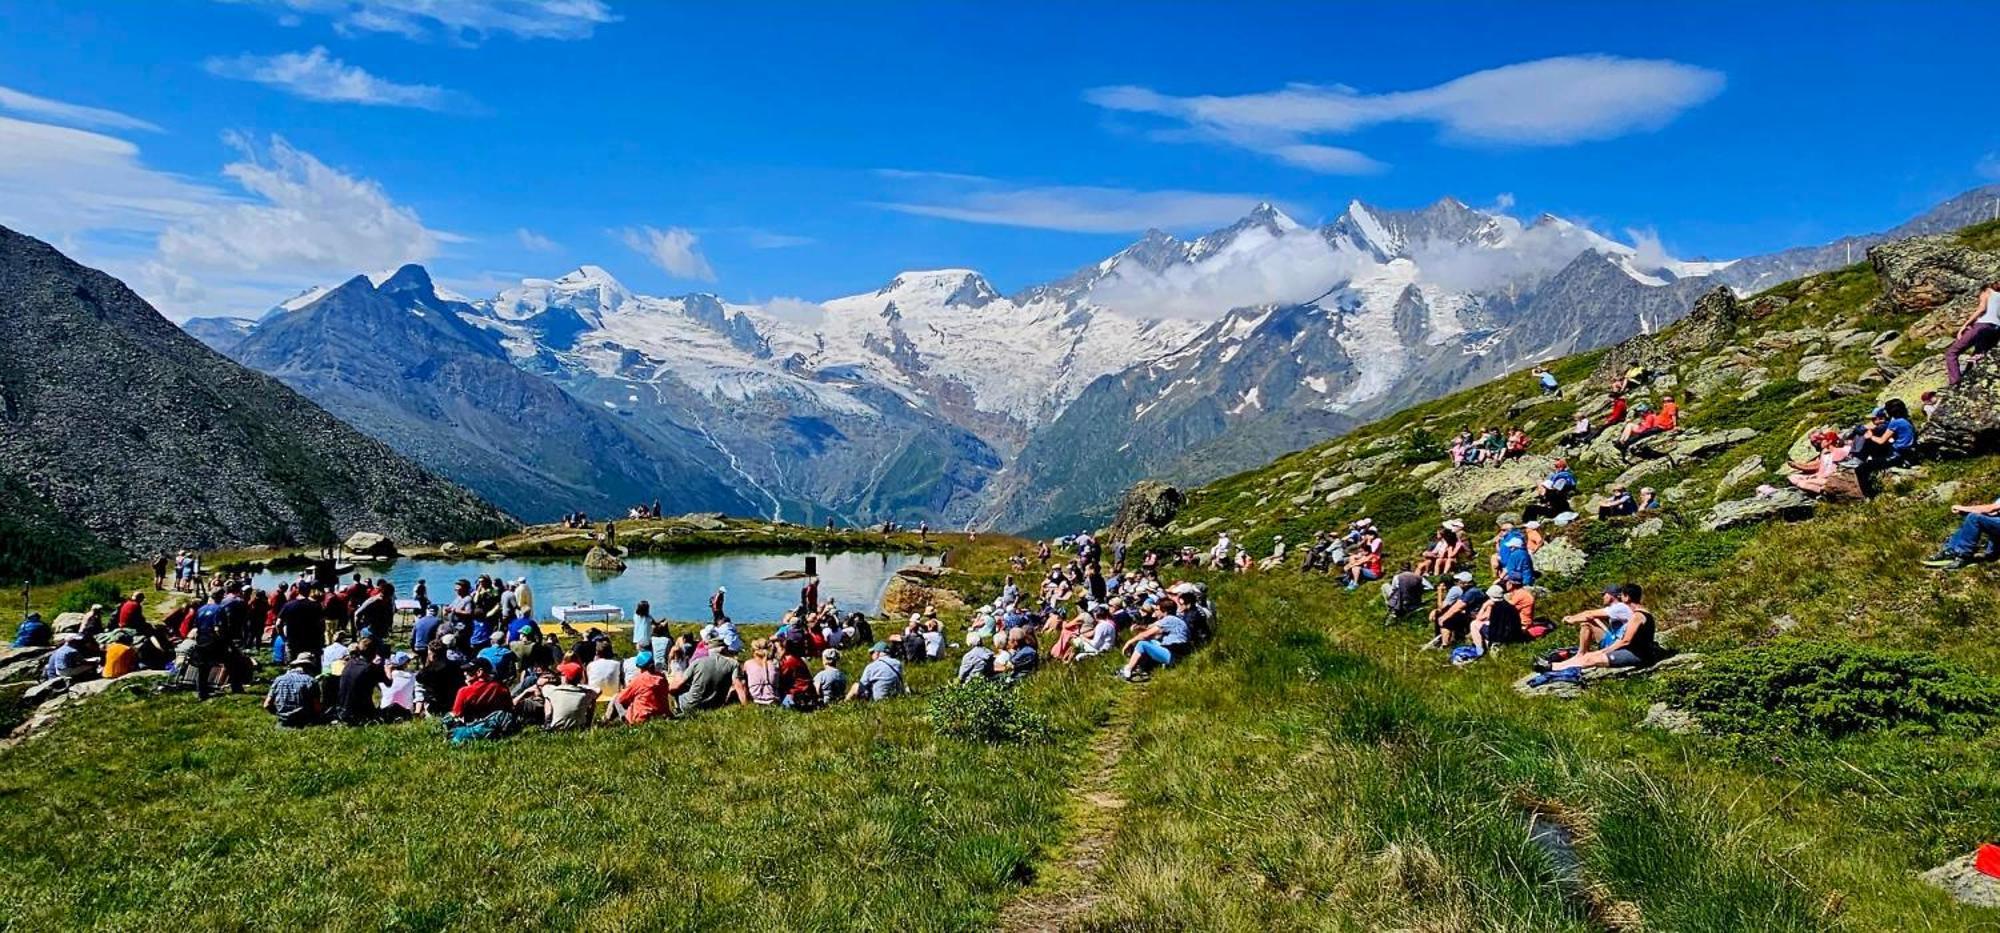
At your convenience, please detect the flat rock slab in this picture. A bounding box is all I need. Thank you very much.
[1920,855,2000,908]
[1514,653,1704,699]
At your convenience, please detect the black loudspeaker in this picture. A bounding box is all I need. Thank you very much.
[313,559,338,589]
[805,555,817,576]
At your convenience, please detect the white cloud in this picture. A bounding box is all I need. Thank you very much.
[232,0,618,42]
[873,173,1282,234]
[761,296,828,329]
[617,225,715,281]
[157,134,450,280]
[0,116,218,238]
[742,229,815,249]
[205,47,470,111]
[1090,229,1366,320]
[515,227,560,251]
[1088,55,1723,173]
[0,84,162,132]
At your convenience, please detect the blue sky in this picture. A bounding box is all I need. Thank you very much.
[2,0,1997,319]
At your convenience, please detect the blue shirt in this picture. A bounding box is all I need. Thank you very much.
[1156,614,1190,647]
[12,617,50,648]
[410,614,441,650]
[1008,645,1040,676]
[857,657,904,700]
[506,617,540,643]
[1886,417,1916,451]
[629,613,653,647]
[477,645,513,676]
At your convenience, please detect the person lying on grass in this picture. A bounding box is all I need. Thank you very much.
[1116,594,1189,682]
[1547,583,1660,673]
[1922,493,2000,570]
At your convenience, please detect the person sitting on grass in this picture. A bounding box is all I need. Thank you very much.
[539,667,599,731]
[1005,627,1041,681]
[1534,366,1560,395]
[1615,396,1679,451]
[608,651,677,723]
[672,638,749,713]
[1425,572,1487,650]
[1385,562,1426,620]
[264,654,323,728]
[1490,522,1536,586]
[100,629,138,679]
[1342,533,1384,591]
[1550,583,1660,673]
[1850,400,1918,496]
[849,641,906,701]
[1786,430,1851,495]
[1078,605,1119,658]
[1417,527,1465,577]
[814,649,848,706]
[450,658,512,723]
[776,641,817,710]
[1503,427,1531,461]
[1469,577,1534,658]
[1116,595,1190,682]
[1537,584,1631,674]
[1597,485,1638,519]
[1922,493,2000,570]
[335,637,395,725]
[1522,459,1576,521]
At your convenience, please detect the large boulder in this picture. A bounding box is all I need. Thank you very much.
[1867,236,2000,315]
[1921,854,2000,908]
[880,566,968,618]
[342,531,397,558]
[1879,355,1947,411]
[1922,357,2000,458]
[1107,480,1184,540]
[1716,456,1765,496]
[1425,454,1557,516]
[1653,427,1761,462]
[1592,288,1744,386]
[1531,538,1588,579]
[582,546,627,574]
[1703,488,1816,531]
[51,612,89,634]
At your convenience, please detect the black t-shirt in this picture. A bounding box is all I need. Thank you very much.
[1446,589,1488,637]
[1484,595,1522,644]
[416,661,463,714]
[337,660,387,723]
[1389,573,1425,612]
[278,598,325,653]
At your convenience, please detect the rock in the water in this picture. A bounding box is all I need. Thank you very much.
[1425,455,1556,515]
[1107,480,1184,540]
[343,531,397,558]
[1531,538,1588,579]
[1920,854,2000,908]
[880,566,968,618]
[439,542,462,557]
[475,539,498,551]
[583,546,627,574]
[1717,456,1765,495]
[1640,702,1702,734]
[1703,489,1816,531]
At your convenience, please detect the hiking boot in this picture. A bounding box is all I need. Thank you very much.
[1923,555,1972,570]
[1531,657,1553,673]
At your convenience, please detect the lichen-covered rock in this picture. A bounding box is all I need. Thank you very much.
[1656,427,1760,461]
[1107,480,1184,540]
[1867,235,2000,314]
[1717,456,1765,495]
[1878,354,1946,411]
[1531,538,1587,579]
[880,566,968,618]
[1919,357,2000,458]
[1703,489,1816,531]
[343,531,397,557]
[1641,702,1701,734]
[583,546,627,574]
[1794,356,1841,383]
[1424,454,1556,515]
[1628,517,1664,540]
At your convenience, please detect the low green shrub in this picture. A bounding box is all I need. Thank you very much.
[51,578,124,616]
[927,677,1051,744]
[1659,641,2000,739]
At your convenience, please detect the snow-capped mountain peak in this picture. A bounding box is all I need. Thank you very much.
[869,269,1000,309]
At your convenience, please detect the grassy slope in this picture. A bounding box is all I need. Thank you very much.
[7,228,2000,929]
[1077,222,2000,930]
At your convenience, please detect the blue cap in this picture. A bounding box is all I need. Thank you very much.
[633,651,655,668]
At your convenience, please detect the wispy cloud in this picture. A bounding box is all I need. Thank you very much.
[741,229,815,249]
[617,225,715,281]
[872,170,1282,234]
[1088,55,1723,173]
[205,47,472,111]
[228,0,618,43]
[515,227,560,251]
[760,296,828,329]
[0,84,161,132]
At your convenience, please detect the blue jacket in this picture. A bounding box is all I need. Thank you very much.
[12,615,50,648]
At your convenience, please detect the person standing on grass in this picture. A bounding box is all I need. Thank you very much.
[279,584,326,664]
[1946,279,2000,385]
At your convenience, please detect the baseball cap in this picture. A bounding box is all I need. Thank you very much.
[390,651,412,666]
[633,651,655,668]
[1454,571,1474,583]
[821,648,840,663]
[870,641,890,654]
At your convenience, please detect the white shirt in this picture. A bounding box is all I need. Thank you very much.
[380,670,415,709]
[1980,290,2000,327]
[585,657,624,694]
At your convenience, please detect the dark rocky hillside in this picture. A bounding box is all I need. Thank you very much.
[0,227,513,580]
